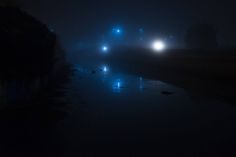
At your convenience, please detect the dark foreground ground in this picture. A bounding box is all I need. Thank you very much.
[1,48,236,157]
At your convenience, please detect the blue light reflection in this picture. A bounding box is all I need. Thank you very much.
[102,65,108,73]
[112,79,122,93]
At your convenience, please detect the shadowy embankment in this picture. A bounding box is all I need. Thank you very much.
[98,47,236,104]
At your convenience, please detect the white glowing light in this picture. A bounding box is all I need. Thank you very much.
[152,40,166,52]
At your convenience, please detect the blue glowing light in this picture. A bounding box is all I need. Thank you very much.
[112,27,122,35]
[101,45,108,52]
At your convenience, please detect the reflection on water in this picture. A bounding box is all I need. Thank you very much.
[112,79,122,93]
[139,77,144,92]
[65,62,236,156]
[102,65,108,73]
[74,63,182,96]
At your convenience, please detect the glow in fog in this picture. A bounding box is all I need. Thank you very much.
[112,27,122,35]
[101,45,109,52]
[152,40,166,52]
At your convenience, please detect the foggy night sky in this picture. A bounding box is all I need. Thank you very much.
[18,0,236,49]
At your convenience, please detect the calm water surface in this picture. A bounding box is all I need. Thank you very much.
[62,62,236,156]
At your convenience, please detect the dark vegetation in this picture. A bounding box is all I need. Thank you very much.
[0,6,73,122]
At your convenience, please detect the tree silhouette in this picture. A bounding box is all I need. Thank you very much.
[185,23,218,49]
[0,0,20,7]
[0,6,72,105]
